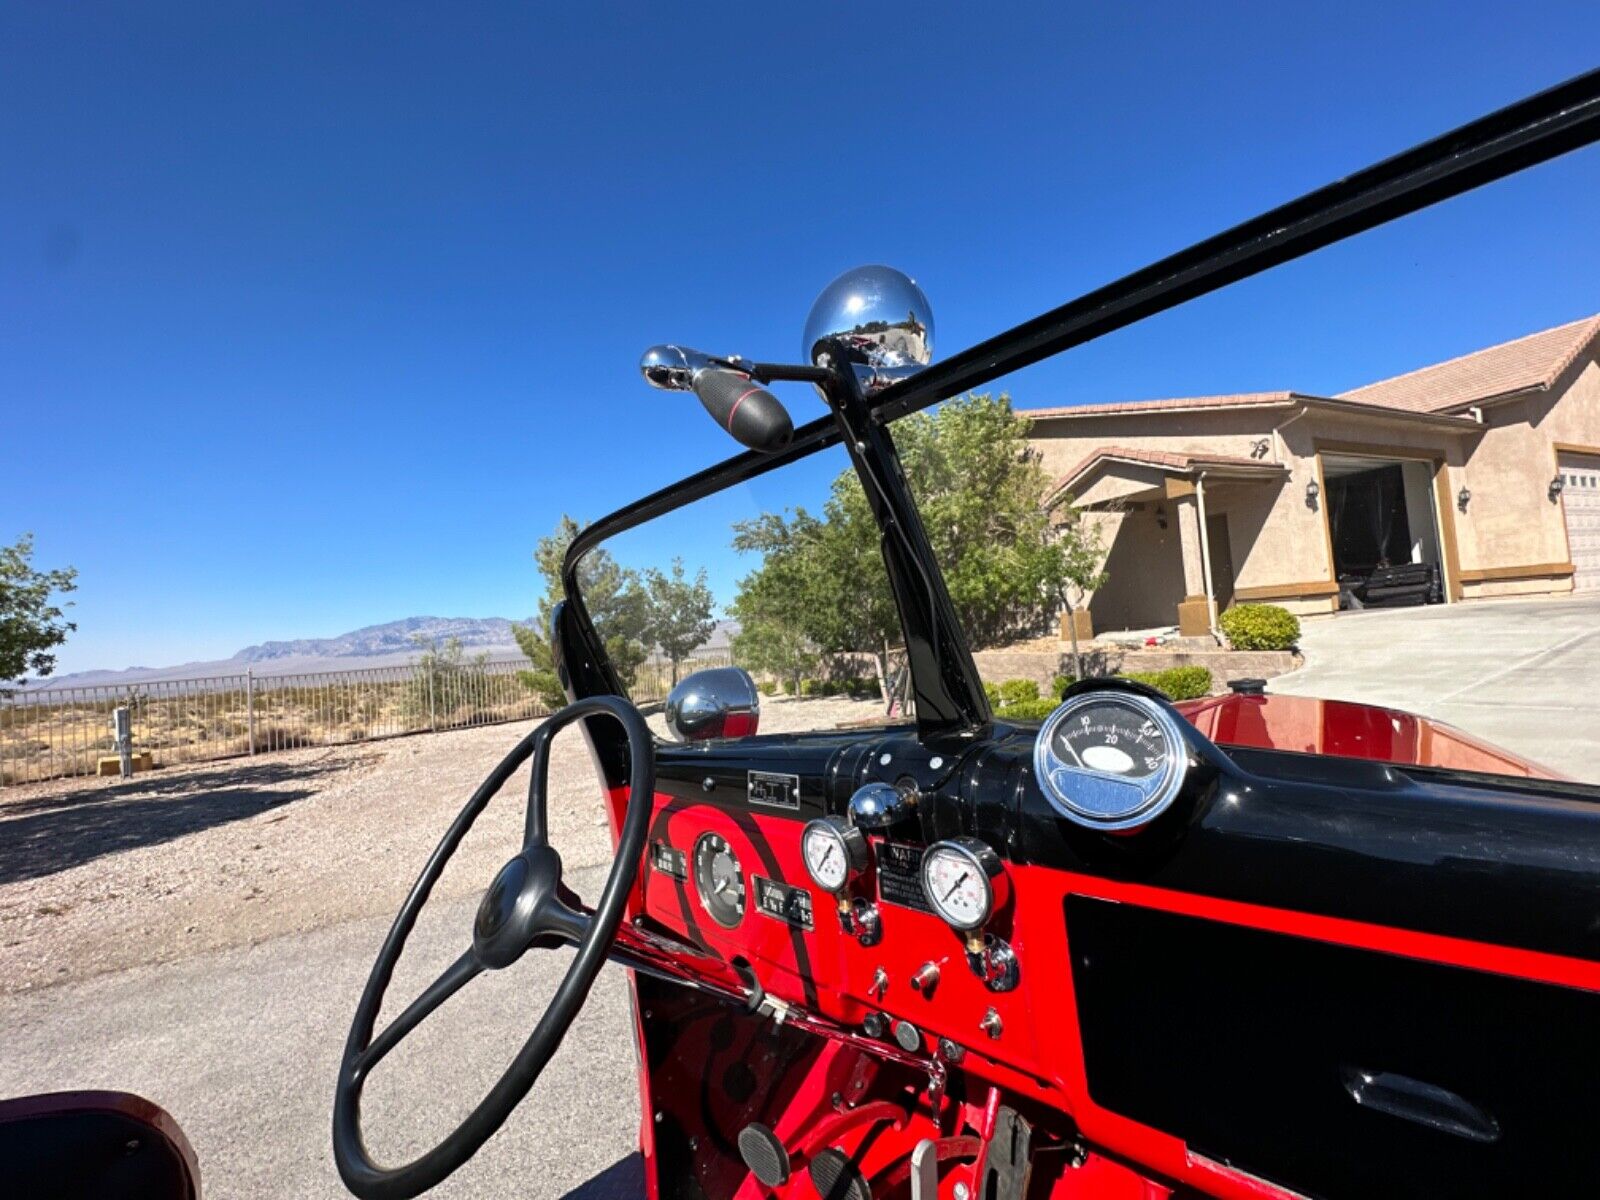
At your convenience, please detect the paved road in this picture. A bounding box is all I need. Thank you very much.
[0,864,644,1199]
[1270,594,1600,782]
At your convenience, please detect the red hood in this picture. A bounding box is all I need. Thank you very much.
[1174,692,1563,780]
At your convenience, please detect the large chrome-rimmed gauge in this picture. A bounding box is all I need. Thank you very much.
[1033,690,1190,832]
[693,832,746,929]
[801,816,868,893]
[920,838,1007,932]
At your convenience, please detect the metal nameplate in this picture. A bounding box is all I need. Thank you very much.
[753,876,814,930]
[747,770,800,811]
[875,841,932,913]
[650,841,687,881]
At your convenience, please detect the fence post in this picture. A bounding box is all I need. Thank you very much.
[246,669,256,756]
[427,665,437,733]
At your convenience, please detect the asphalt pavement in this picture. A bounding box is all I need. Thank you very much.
[0,865,644,1200]
[1269,593,1600,782]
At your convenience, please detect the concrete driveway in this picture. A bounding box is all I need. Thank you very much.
[0,867,644,1199]
[1269,593,1600,783]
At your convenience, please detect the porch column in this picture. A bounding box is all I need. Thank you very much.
[1174,494,1211,637]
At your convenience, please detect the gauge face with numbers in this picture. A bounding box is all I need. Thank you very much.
[1033,689,1190,832]
[802,822,850,891]
[693,832,745,928]
[920,839,1001,932]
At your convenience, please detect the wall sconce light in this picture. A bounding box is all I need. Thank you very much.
[1305,479,1320,510]
[1549,474,1565,503]
[1155,505,1168,530]
[1457,486,1471,512]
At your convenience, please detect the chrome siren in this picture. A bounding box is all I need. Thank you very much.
[801,265,934,394]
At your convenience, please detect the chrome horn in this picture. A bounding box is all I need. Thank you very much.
[802,265,934,394]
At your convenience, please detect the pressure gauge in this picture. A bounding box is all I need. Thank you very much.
[920,838,1007,932]
[801,816,868,894]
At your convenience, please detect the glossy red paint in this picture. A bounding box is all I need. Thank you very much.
[604,769,1599,1200]
[1176,692,1562,778]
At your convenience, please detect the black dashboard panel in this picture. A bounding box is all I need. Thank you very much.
[1067,895,1600,1199]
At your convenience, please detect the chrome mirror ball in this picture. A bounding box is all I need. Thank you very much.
[802,265,934,393]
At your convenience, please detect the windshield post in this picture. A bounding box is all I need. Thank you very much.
[814,342,991,736]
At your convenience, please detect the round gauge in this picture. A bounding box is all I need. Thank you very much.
[693,832,746,928]
[1033,690,1189,832]
[801,817,868,893]
[920,838,1004,932]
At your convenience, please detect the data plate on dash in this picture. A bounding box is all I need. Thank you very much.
[875,842,932,913]
[747,770,800,811]
[753,876,814,930]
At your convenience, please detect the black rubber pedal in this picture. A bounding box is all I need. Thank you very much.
[737,1122,790,1188]
[808,1147,871,1200]
[978,1105,1033,1200]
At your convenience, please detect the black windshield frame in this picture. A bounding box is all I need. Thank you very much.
[561,67,1600,742]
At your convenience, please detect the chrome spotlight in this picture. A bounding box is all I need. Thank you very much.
[801,265,934,394]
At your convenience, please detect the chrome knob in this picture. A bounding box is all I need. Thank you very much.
[848,781,910,830]
[910,962,941,995]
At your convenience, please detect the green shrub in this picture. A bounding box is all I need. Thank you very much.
[998,679,1040,706]
[1219,603,1300,651]
[1051,674,1076,700]
[799,679,822,697]
[995,697,1059,721]
[757,680,778,696]
[983,681,1002,706]
[1123,666,1213,701]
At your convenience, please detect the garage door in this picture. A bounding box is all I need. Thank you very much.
[1560,452,1600,592]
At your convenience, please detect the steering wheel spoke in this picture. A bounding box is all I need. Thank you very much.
[334,694,655,1200]
[356,949,483,1078]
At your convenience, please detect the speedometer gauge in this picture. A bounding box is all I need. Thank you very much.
[920,838,1005,932]
[693,832,745,928]
[1033,690,1190,832]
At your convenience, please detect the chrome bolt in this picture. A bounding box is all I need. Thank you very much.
[938,1037,965,1063]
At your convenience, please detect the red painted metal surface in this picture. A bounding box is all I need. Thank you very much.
[1177,692,1562,779]
[603,762,1599,1199]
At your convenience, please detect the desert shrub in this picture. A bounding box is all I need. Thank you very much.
[1219,603,1300,651]
[1051,674,1076,700]
[997,679,1040,706]
[995,697,1058,721]
[757,680,778,696]
[983,681,1002,706]
[799,679,822,697]
[1123,666,1213,701]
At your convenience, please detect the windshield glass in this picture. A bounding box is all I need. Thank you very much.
[569,442,908,735]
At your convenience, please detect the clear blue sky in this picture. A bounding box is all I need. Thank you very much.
[6,2,1599,676]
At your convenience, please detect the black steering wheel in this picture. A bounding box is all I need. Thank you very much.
[333,695,654,1200]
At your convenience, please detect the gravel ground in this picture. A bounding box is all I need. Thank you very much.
[0,693,885,996]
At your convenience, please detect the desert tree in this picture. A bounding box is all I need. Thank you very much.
[1,534,78,690]
[513,514,648,708]
[642,558,716,684]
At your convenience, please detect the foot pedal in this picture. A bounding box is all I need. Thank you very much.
[809,1147,871,1200]
[738,1123,791,1188]
[978,1106,1033,1200]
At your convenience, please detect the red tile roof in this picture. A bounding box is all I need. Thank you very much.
[1020,315,1599,422]
[1336,314,1600,413]
[1046,445,1283,501]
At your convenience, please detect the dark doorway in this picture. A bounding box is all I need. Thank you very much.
[1207,513,1236,611]
[1327,463,1410,573]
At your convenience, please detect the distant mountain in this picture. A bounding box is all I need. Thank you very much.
[235,615,533,663]
[29,614,740,691]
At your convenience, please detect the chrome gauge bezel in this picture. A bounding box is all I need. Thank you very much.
[800,816,867,894]
[919,837,1004,932]
[1032,690,1190,832]
[692,831,746,929]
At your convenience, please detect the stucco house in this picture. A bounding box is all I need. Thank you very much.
[1028,314,1600,637]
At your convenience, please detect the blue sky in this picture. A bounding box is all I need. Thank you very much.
[5,2,1599,676]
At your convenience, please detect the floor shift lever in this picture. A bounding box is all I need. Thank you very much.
[909,1138,938,1200]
